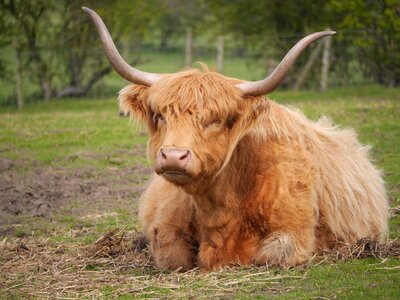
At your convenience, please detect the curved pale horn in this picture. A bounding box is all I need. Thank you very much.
[82,7,161,86]
[236,31,336,96]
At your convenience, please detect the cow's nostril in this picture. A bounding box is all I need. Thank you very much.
[161,151,167,160]
[180,151,190,161]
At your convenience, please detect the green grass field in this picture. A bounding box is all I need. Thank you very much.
[0,85,399,299]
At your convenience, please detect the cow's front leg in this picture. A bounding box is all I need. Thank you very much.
[197,219,255,270]
[149,223,197,271]
[198,233,237,270]
[139,175,197,271]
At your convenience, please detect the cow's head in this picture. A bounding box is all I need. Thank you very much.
[83,7,335,193]
[118,68,268,193]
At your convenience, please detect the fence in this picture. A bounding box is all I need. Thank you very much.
[0,30,398,107]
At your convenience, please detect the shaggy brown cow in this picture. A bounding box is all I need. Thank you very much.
[84,8,389,271]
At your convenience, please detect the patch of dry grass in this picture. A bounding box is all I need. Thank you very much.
[1,229,399,299]
[0,229,151,298]
[329,238,400,261]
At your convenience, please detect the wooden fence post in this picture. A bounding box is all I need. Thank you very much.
[320,29,332,92]
[185,27,193,68]
[15,46,24,109]
[293,41,323,90]
[217,35,224,73]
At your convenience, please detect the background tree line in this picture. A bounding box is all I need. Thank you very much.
[0,0,399,107]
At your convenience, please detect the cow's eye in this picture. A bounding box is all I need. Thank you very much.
[226,115,238,129]
[203,118,222,128]
[153,113,165,127]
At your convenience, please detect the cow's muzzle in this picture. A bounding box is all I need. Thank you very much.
[155,147,194,184]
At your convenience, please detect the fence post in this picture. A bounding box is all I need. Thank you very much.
[185,27,193,68]
[320,29,332,92]
[217,35,224,73]
[293,41,323,90]
[14,46,24,109]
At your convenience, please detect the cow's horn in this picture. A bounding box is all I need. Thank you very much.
[236,31,336,96]
[82,7,161,86]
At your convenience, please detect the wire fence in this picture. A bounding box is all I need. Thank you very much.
[0,30,398,106]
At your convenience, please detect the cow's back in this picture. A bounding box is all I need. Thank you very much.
[267,104,389,246]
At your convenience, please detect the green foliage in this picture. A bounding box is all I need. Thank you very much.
[0,1,399,106]
[329,0,400,86]
[205,0,400,87]
[0,0,162,101]
[205,0,331,37]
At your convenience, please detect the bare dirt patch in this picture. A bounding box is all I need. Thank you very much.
[0,158,13,172]
[0,158,152,223]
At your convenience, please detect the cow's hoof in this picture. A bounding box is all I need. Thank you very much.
[150,227,196,271]
[254,232,302,268]
[133,233,148,252]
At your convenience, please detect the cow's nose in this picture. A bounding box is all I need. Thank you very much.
[158,147,192,171]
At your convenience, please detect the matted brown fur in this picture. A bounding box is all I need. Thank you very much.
[118,67,389,271]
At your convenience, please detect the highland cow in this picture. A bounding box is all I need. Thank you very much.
[84,7,389,271]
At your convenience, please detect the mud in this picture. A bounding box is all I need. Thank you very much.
[0,157,152,222]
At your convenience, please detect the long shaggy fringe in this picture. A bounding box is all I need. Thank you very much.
[147,68,245,124]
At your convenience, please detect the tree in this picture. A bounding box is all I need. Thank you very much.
[0,0,55,100]
[330,0,400,86]
[0,0,160,101]
[205,0,400,87]
[203,0,332,84]
[54,0,128,98]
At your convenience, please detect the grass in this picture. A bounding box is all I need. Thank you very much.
[0,85,399,298]
[0,99,148,169]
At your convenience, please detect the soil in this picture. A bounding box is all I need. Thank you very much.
[0,157,152,223]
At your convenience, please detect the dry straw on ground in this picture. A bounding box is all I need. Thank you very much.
[331,238,400,260]
[0,229,152,298]
[1,229,399,298]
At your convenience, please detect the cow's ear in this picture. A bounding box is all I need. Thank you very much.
[118,85,150,122]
